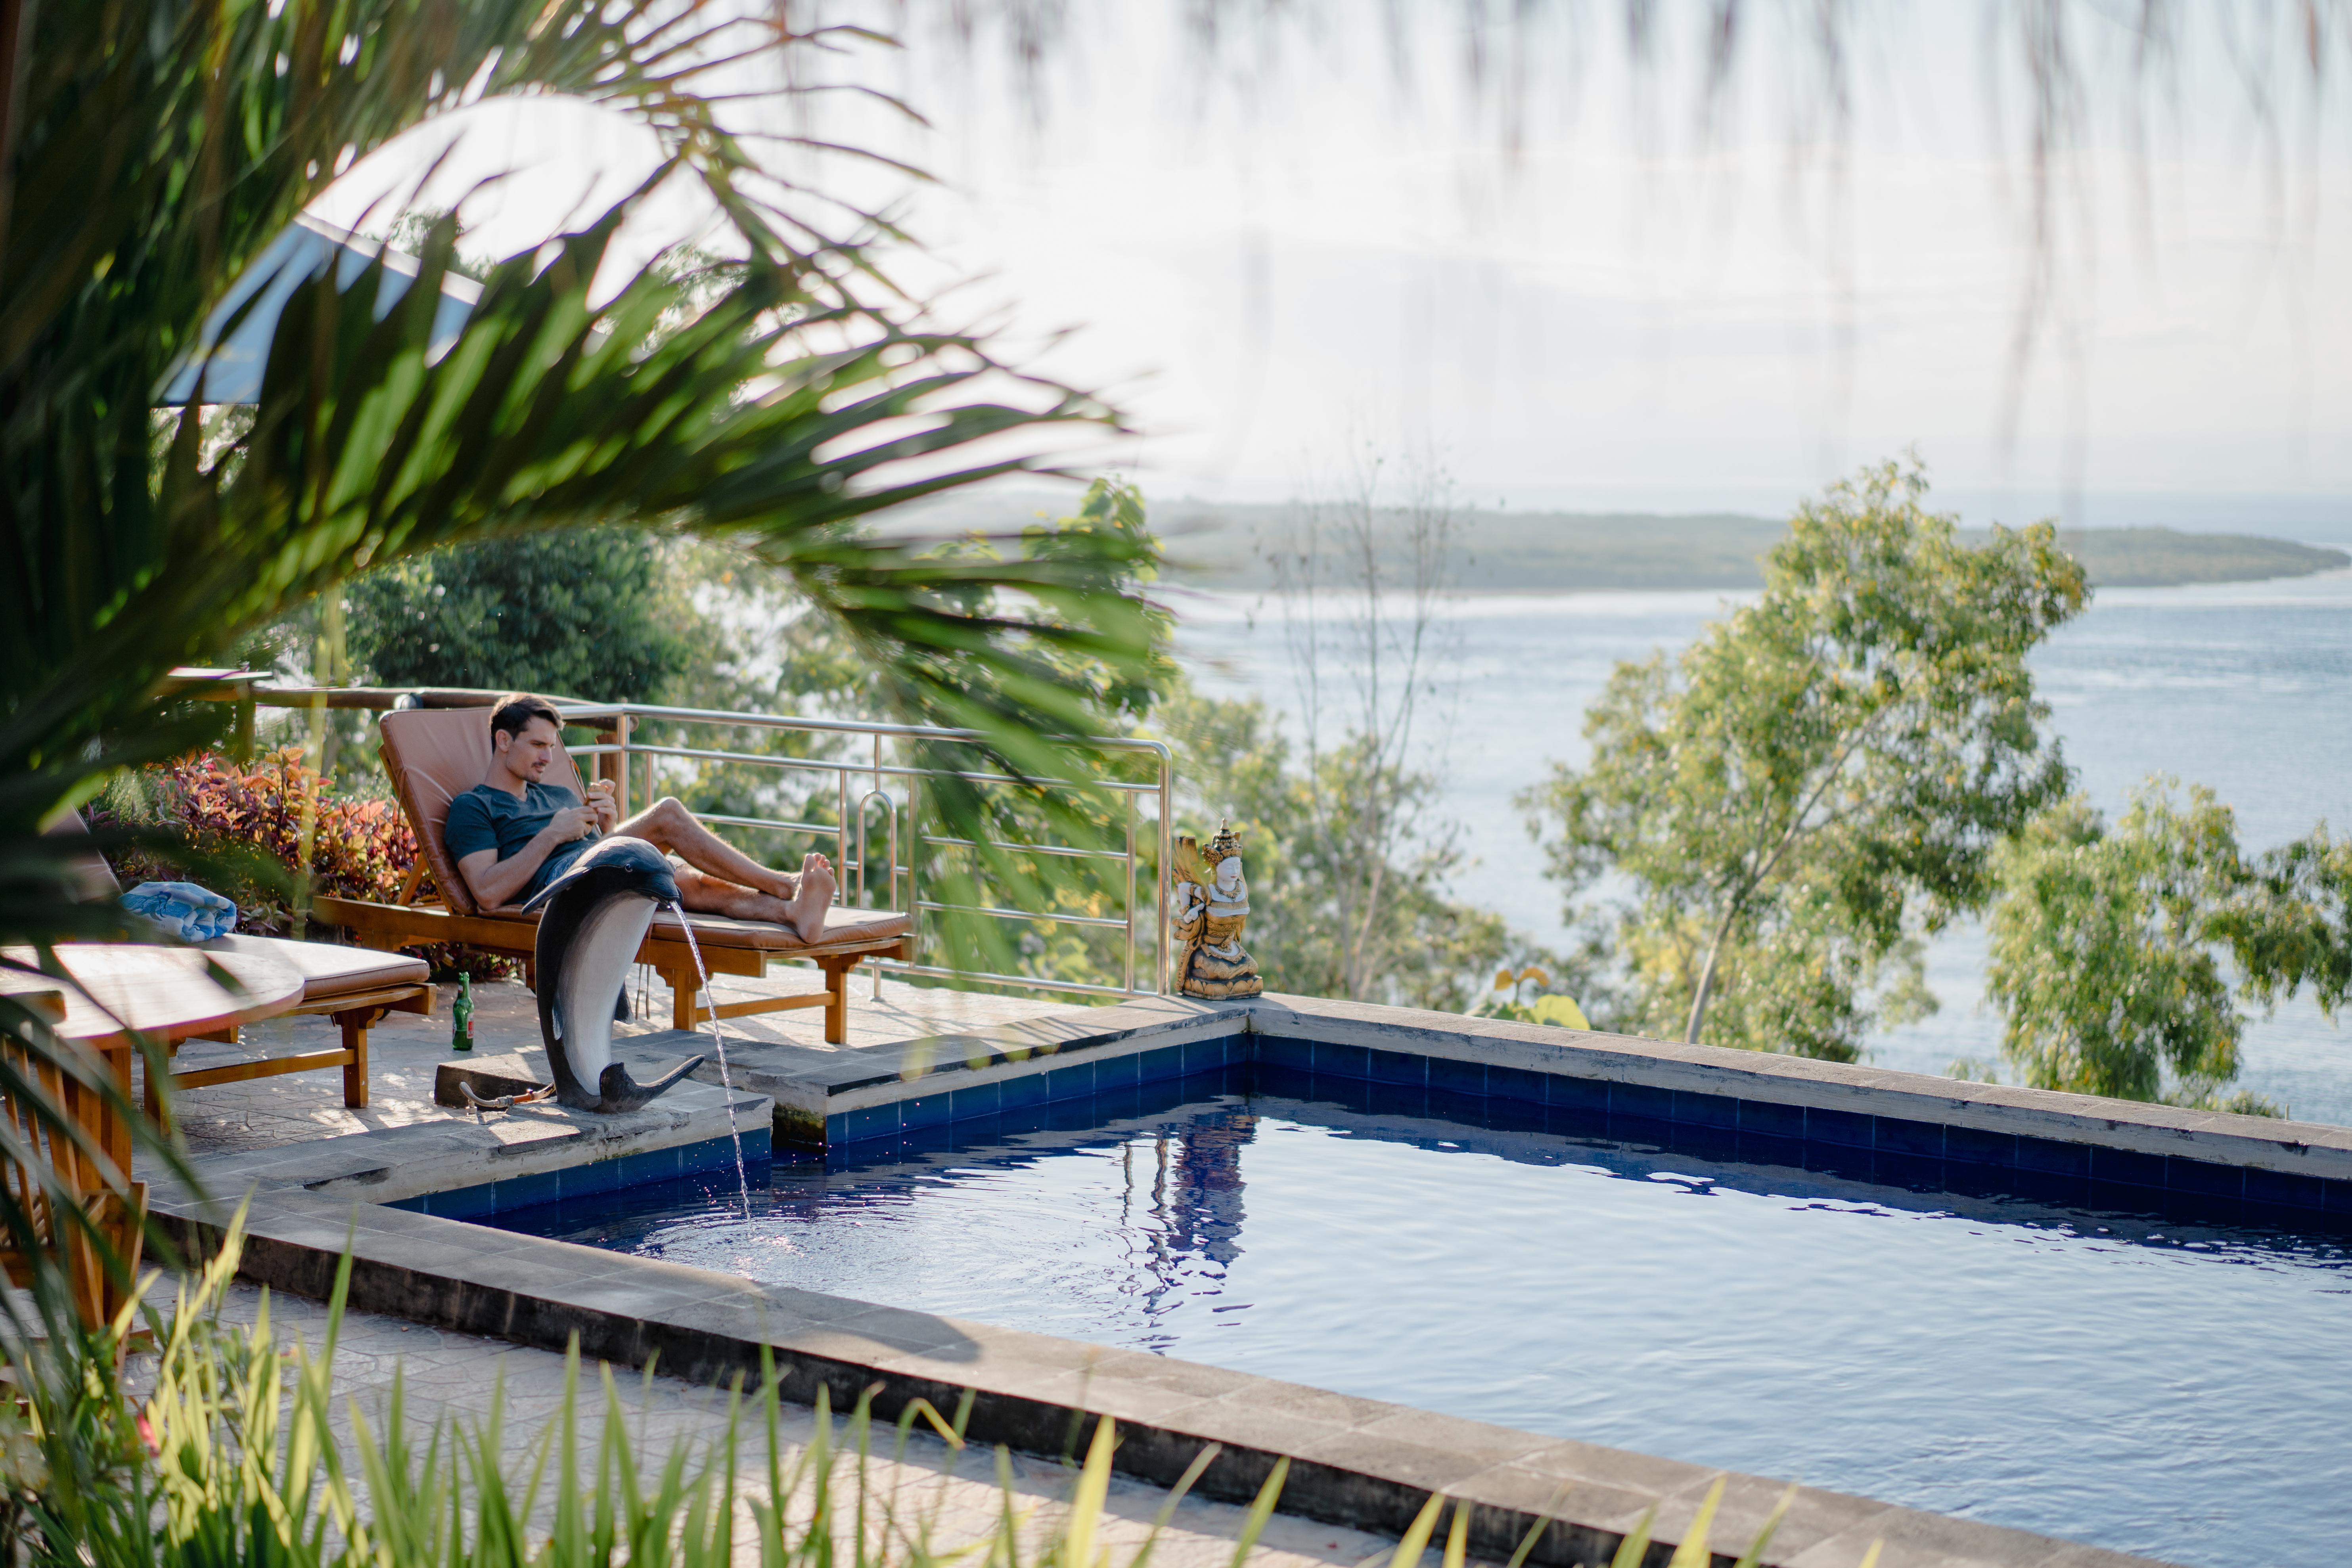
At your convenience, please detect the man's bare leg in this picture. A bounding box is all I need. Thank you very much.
[615,798,836,938]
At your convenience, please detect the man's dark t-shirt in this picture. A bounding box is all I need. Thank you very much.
[442,782,596,902]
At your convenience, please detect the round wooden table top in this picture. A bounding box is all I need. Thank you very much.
[0,943,306,1043]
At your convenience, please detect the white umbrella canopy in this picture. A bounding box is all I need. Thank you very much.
[156,212,479,406]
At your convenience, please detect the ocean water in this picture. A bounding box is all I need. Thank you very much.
[1173,570,2352,1122]
[499,1092,2352,1568]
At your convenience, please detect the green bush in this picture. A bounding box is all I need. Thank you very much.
[345,530,701,702]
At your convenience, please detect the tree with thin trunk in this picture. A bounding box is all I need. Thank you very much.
[1519,459,2086,1060]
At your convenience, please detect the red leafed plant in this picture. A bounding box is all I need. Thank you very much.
[96,748,418,933]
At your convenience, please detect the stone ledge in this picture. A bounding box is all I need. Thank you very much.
[148,1183,2176,1568]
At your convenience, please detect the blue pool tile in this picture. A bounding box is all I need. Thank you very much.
[1425,1087,1493,1128]
[2166,1158,2244,1200]
[1609,1112,1677,1149]
[2090,1146,2166,1190]
[1253,1063,1317,1101]
[1736,1098,1806,1139]
[567,1160,621,1200]
[1873,1151,1946,1192]
[944,1112,1006,1149]
[1613,1082,1673,1121]
[2086,1179,2165,1215]
[1545,1102,1611,1142]
[1427,1055,1486,1096]
[1094,1051,1141,1091]
[1940,1160,2015,1199]
[1874,1117,1944,1158]
[1806,1108,1872,1149]
[2323,1178,2352,1217]
[1135,1045,1186,1085]
[823,1112,848,1145]
[1368,1083,1430,1121]
[1481,1096,1550,1135]
[1801,1142,1874,1181]
[1486,1065,1548,1105]
[2245,1166,2325,1210]
[1669,1124,1739,1162]
[1180,1037,1227,1076]
[1313,1042,1373,1081]
[502,1168,562,1212]
[2016,1135,2092,1177]
[1367,1049,1426,1088]
[1314,1074,1379,1115]
[1256,1037,1314,1072]
[950,1079,1003,1120]
[898,1091,954,1132]
[1736,1130,1806,1170]
[1945,1125,2016,1168]
[1000,1070,1049,1110]
[843,1101,898,1142]
[1546,1076,1610,1114]
[1096,1084,1145,1122]
[1670,1090,1737,1130]
[1043,1061,1096,1102]
[2009,1168,2088,1207]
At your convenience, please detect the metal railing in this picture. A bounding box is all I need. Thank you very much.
[202,680,1174,1001]
[557,703,1174,1000]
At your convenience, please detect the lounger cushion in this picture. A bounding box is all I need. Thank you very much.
[203,934,430,1002]
[467,902,911,951]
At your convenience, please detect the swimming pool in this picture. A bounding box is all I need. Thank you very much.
[492,1068,2352,1568]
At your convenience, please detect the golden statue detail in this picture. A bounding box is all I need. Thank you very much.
[1171,821,1262,999]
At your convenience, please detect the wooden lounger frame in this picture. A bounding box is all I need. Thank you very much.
[161,981,437,1123]
[316,892,906,1042]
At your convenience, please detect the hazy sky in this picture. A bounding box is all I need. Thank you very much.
[318,3,2352,528]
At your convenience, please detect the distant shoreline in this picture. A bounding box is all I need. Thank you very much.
[1150,504,2352,592]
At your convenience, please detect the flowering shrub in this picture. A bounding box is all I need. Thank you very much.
[94,749,511,977]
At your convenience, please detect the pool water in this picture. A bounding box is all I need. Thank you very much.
[494,1084,2352,1568]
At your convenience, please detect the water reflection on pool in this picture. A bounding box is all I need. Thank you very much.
[494,1086,2352,1568]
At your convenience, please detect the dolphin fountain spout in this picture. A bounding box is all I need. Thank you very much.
[521,838,706,1112]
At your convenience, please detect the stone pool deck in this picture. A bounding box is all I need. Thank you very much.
[134,975,2222,1568]
[193,1279,1400,1568]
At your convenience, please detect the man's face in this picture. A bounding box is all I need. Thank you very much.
[496,717,564,782]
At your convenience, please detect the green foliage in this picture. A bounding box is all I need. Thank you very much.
[345,529,700,702]
[1160,687,1566,1013]
[1521,460,2087,1059]
[1985,781,2352,1114]
[0,1,1168,1314]
[0,1217,1242,1568]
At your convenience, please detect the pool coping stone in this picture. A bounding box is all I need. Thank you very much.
[149,1170,2176,1568]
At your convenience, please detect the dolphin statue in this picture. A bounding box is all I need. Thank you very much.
[520,837,706,1112]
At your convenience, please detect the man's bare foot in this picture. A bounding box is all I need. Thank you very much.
[785,853,835,940]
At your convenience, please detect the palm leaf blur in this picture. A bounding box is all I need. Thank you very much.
[0,0,1165,1315]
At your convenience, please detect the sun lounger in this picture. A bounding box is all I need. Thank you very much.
[312,706,910,1043]
[46,814,435,1121]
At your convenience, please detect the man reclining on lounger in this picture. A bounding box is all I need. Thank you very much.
[445,693,836,938]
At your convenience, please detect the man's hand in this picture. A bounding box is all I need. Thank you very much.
[587,780,621,834]
[547,804,599,843]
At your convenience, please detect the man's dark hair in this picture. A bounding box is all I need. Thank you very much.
[489,693,564,744]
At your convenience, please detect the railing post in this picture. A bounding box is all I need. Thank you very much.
[1124,789,1137,993]
[1157,750,1173,994]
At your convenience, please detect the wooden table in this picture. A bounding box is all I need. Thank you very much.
[1,944,305,1162]
[0,944,303,1329]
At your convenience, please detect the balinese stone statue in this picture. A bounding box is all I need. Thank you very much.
[1170,821,1262,999]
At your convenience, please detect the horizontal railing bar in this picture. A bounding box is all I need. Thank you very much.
[694,813,843,836]
[559,700,1172,760]
[914,899,1130,930]
[873,961,1153,1000]
[616,741,1163,793]
[919,834,1130,862]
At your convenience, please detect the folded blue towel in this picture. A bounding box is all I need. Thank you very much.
[121,881,239,943]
